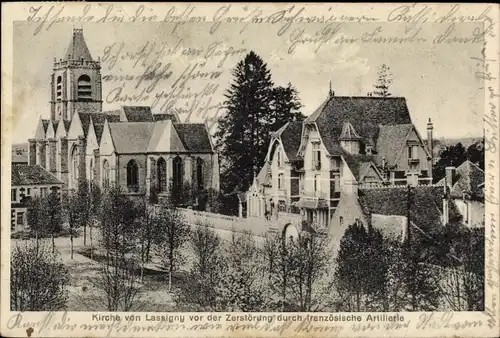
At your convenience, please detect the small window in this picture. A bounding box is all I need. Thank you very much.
[278,173,284,190]
[27,188,31,195]
[17,212,24,225]
[312,142,321,169]
[408,146,413,159]
[314,174,320,192]
[340,216,344,227]
[11,189,16,202]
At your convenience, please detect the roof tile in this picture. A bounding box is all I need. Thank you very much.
[11,164,63,186]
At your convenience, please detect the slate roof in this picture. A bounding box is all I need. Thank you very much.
[52,120,60,134]
[64,29,93,61]
[305,96,412,156]
[122,106,154,122]
[277,121,303,162]
[358,186,462,232]
[174,124,213,152]
[376,124,414,166]
[436,160,485,200]
[77,112,92,137]
[63,120,71,132]
[341,148,378,180]
[153,113,180,123]
[94,124,105,143]
[91,112,121,125]
[108,122,156,153]
[11,164,63,186]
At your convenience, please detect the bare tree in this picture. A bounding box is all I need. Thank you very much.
[216,230,270,311]
[94,186,143,311]
[177,223,224,310]
[154,202,191,291]
[11,240,69,311]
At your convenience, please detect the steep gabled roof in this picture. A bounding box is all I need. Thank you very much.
[76,112,92,137]
[122,106,154,122]
[436,160,485,200]
[108,122,155,154]
[358,186,462,232]
[173,124,213,152]
[52,120,60,134]
[376,124,414,166]
[63,120,71,132]
[94,124,105,144]
[153,113,180,123]
[11,164,63,186]
[64,29,93,61]
[307,96,412,156]
[91,112,121,125]
[274,121,303,162]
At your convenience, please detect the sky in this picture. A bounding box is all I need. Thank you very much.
[11,21,485,144]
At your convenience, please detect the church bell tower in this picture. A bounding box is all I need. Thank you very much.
[50,28,103,121]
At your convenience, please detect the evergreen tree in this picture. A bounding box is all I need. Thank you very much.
[373,64,393,97]
[432,142,468,183]
[466,141,485,170]
[215,51,303,194]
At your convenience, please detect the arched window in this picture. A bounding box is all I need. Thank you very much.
[172,156,183,201]
[196,158,204,190]
[157,157,167,193]
[89,158,94,181]
[56,76,62,100]
[70,145,79,186]
[127,160,139,192]
[77,75,92,101]
[102,159,110,186]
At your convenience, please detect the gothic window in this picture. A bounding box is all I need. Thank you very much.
[196,158,204,190]
[56,76,62,100]
[157,157,167,193]
[127,160,139,193]
[77,75,92,101]
[172,156,183,200]
[102,159,110,186]
[71,145,79,184]
[89,158,94,181]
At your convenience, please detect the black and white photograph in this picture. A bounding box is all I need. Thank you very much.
[2,2,499,338]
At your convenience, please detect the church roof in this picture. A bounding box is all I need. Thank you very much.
[108,122,156,154]
[305,96,412,156]
[64,29,93,61]
[11,164,63,186]
[42,120,50,134]
[122,106,154,122]
[153,113,180,122]
[173,124,213,152]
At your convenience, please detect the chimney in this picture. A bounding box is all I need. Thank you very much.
[427,118,433,163]
[443,193,449,225]
[445,166,455,191]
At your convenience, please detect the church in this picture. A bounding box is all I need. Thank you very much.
[27,28,220,200]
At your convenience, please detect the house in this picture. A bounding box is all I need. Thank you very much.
[27,28,220,200]
[11,143,29,165]
[436,161,485,227]
[248,91,434,230]
[11,164,64,230]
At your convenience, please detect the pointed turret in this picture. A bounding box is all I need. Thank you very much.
[64,28,93,61]
[339,121,362,154]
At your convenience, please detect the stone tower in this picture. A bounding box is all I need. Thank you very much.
[50,28,102,121]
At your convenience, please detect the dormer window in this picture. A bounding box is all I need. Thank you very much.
[339,121,362,154]
[408,145,420,165]
[312,142,321,170]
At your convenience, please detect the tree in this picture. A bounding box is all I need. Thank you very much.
[215,51,303,194]
[26,195,49,244]
[177,223,225,310]
[46,190,64,253]
[334,223,386,311]
[432,142,467,183]
[94,186,143,311]
[11,240,69,311]
[285,233,332,312]
[439,224,484,311]
[373,64,393,97]
[216,231,269,311]
[88,181,103,260]
[466,141,485,170]
[154,203,191,291]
